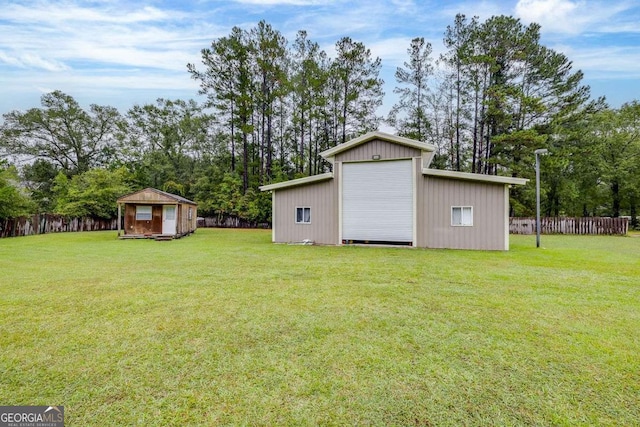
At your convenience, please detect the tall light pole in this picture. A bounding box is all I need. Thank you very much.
[535,148,549,248]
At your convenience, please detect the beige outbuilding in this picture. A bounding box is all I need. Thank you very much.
[260,131,528,250]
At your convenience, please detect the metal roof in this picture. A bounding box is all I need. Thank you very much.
[259,173,334,191]
[423,169,528,185]
[117,187,197,204]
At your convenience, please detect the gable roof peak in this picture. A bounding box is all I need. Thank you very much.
[320,131,435,161]
[117,187,197,204]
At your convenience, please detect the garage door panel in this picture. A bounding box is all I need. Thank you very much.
[342,160,413,242]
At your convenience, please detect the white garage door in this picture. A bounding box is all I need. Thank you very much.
[342,160,413,243]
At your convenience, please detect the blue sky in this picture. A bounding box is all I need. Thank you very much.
[1,0,639,121]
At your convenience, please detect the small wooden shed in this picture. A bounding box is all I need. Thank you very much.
[116,188,197,239]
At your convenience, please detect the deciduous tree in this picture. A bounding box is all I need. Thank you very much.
[53,167,133,219]
[125,98,210,193]
[0,164,34,219]
[1,91,124,175]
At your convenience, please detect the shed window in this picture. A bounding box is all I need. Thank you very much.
[188,207,193,221]
[164,206,176,220]
[296,207,311,224]
[136,205,152,221]
[451,206,473,226]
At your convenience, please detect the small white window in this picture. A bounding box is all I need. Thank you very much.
[164,206,176,220]
[136,205,152,221]
[188,207,193,221]
[296,207,311,224]
[451,206,473,226]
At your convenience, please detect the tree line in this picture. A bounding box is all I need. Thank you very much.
[1,16,639,227]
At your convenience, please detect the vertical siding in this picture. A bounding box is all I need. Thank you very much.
[123,202,196,236]
[422,177,508,250]
[412,158,418,246]
[188,204,198,233]
[415,161,426,246]
[273,178,338,244]
[123,204,136,234]
[504,186,509,249]
[271,191,276,242]
[178,203,197,235]
[335,139,421,162]
[176,204,183,234]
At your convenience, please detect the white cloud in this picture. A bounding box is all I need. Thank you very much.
[0,51,69,71]
[516,0,586,33]
[515,0,634,34]
[230,0,332,5]
[557,45,640,78]
[389,0,418,14]
[0,1,222,74]
[34,86,56,95]
[0,51,24,67]
[20,54,70,72]
[1,0,638,116]
[514,0,640,99]
[0,2,179,25]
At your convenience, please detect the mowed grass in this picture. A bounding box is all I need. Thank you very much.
[0,229,638,426]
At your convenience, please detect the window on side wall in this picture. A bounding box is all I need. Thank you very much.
[451,206,473,226]
[295,207,311,224]
[136,205,152,221]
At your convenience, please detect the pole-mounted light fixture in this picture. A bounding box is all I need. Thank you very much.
[534,148,549,248]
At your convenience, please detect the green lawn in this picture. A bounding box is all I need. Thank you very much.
[1,229,638,426]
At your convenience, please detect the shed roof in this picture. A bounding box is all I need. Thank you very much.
[117,187,197,205]
[320,131,435,163]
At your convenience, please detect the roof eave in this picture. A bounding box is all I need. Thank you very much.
[259,172,334,191]
[422,169,529,186]
[116,187,197,205]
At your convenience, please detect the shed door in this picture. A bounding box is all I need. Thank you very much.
[342,160,413,243]
[162,205,177,235]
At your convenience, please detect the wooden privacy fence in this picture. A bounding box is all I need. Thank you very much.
[510,217,628,236]
[0,214,269,238]
[0,214,117,238]
[197,216,270,229]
